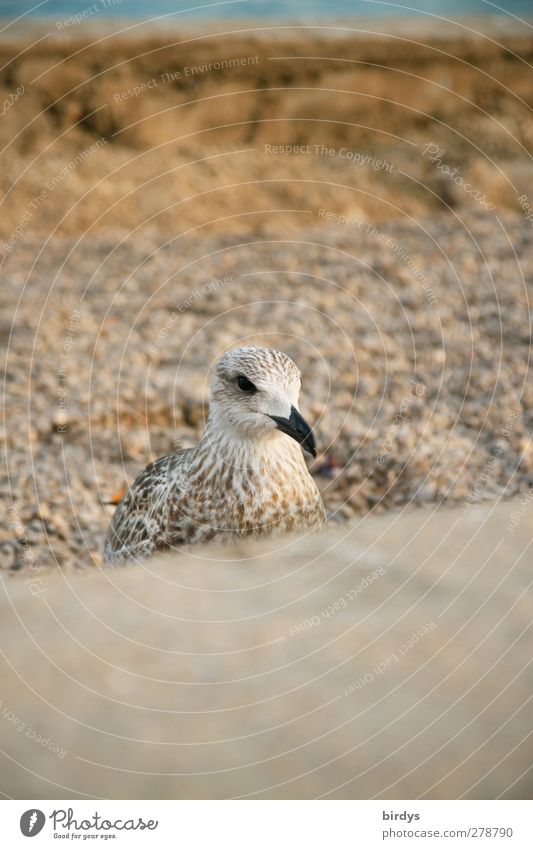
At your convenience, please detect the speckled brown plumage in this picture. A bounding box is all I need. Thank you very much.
[104,346,325,564]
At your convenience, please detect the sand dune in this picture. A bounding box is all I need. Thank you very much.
[1,22,532,245]
[1,498,532,799]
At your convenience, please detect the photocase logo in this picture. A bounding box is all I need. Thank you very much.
[20,809,45,837]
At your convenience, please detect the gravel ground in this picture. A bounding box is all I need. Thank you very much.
[2,209,532,571]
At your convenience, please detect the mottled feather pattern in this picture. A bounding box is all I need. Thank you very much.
[104,347,325,564]
[104,451,192,563]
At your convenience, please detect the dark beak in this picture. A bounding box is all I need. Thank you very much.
[268,405,317,458]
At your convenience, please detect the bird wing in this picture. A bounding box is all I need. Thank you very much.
[103,450,192,564]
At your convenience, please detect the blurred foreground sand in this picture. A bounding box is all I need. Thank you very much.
[1,496,532,799]
[1,15,532,801]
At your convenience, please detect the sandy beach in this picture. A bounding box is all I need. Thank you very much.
[1,19,533,245]
[1,18,532,570]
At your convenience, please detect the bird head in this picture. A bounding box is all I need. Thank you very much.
[209,346,317,457]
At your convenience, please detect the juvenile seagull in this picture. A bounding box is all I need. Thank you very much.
[104,346,325,564]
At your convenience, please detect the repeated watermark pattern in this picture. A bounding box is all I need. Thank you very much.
[56,0,122,30]
[288,565,385,636]
[0,84,24,118]
[517,193,533,229]
[56,310,82,433]
[315,143,394,172]
[366,222,438,306]
[264,143,394,172]
[7,507,45,595]
[1,138,108,255]
[0,700,67,759]
[114,70,183,103]
[149,275,234,353]
[318,208,361,230]
[0,14,531,808]
[114,56,261,102]
[505,487,533,534]
[377,380,426,465]
[318,210,438,306]
[463,407,521,510]
[422,143,495,211]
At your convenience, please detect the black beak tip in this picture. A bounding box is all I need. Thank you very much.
[304,436,317,459]
[269,406,317,459]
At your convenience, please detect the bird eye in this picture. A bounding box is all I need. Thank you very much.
[237,375,257,393]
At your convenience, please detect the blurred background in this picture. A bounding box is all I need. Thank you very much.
[0,0,532,799]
